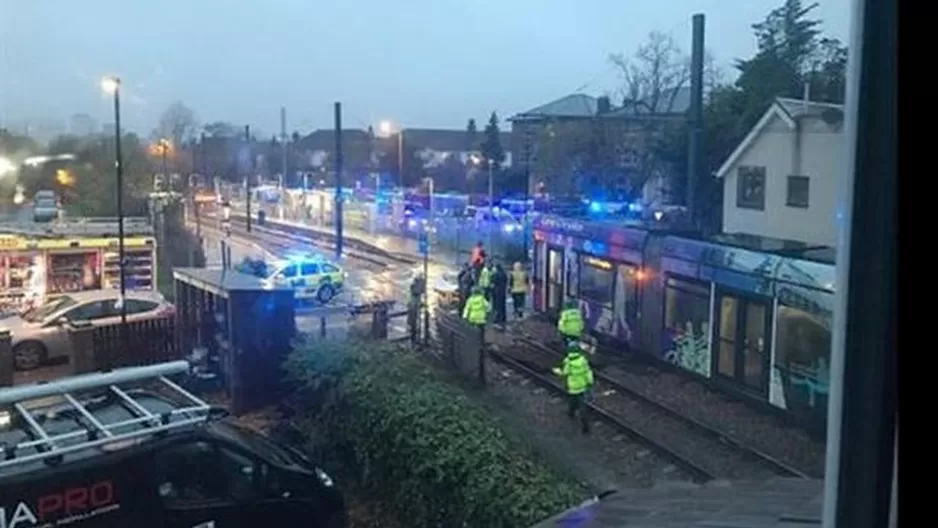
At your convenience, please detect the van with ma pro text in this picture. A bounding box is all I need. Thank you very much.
[0,361,347,528]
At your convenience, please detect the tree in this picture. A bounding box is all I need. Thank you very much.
[479,112,505,170]
[155,101,199,149]
[202,121,239,138]
[609,31,689,113]
[466,119,478,152]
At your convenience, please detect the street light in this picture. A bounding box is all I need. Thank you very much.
[421,177,435,346]
[470,154,495,250]
[379,120,403,190]
[101,75,128,353]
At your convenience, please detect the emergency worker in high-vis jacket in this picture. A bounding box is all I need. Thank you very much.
[552,343,594,434]
[462,286,490,325]
[557,300,585,346]
[477,262,494,302]
[508,262,529,319]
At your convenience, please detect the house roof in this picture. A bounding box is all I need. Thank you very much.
[295,129,371,151]
[511,94,599,120]
[607,86,692,117]
[715,97,845,179]
[401,128,470,152]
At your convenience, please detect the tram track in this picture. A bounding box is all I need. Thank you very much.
[489,336,810,482]
[222,213,418,266]
[200,215,395,269]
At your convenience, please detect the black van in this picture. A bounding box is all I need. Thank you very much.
[0,364,346,528]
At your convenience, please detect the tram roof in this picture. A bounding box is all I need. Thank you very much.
[0,217,155,238]
[534,214,835,265]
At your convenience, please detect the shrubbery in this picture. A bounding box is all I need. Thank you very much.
[283,339,585,528]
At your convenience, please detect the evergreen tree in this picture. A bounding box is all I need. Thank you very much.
[479,112,506,170]
[465,119,478,152]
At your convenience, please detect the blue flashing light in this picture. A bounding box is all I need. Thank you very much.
[588,201,603,213]
[628,202,644,213]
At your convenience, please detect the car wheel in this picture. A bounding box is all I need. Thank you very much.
[13,341,46,371]
[317,284,336,304]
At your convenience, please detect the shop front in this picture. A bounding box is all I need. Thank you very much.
[0,234,156,310]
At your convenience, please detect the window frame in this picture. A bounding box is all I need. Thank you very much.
[786,175,810,208]
[736,165,767,210]
[576,253,616,308]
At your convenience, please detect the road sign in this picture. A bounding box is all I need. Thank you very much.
[418,232,429,256]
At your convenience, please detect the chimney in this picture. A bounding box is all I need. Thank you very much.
[597,96,612,114]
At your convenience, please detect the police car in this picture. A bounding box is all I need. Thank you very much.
[263,255,346,303]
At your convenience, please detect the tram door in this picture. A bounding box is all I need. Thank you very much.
[546,246,565,314]
[714,291,772,395]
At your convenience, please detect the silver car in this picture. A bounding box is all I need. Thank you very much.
[0,290,175,370]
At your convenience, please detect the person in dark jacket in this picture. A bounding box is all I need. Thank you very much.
[491,262,508,326]
[456,263,474,315]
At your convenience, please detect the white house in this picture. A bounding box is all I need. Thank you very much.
[716,97,845,247]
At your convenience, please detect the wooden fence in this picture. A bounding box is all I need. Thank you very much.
[69,316,181,374]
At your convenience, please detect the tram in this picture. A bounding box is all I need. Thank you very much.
[0,218,157,311]
[532,214,834,425]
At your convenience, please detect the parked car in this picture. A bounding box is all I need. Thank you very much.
[0,289,175,370]
[32,190,59,222]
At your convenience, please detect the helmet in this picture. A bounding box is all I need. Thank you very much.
[471,286,483,295]
[564,300,579,310]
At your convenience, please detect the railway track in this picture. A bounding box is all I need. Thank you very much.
[222,213,418,266]
[489,336,811,482]
[203,215,396,268]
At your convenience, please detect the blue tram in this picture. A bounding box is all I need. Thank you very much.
[532,215,834,423]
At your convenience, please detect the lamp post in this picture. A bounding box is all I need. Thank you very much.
[101,75,128,362]
[379,120,403,190]
[422,177,435,346]
[470,154,495,251]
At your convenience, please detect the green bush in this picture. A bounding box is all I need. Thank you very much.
[284,339,585,528]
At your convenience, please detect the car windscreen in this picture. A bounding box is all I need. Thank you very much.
[21,295,77,322]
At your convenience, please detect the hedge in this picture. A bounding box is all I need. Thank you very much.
[283,339,586,528]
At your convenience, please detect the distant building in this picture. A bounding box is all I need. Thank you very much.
[509,89,690,200]
[715,97,845,247]
[101,122,115,135]
[69,113,98,137]
[294,127,511,190]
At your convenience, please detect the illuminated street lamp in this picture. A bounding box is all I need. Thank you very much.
[470,153,495,250]
[101,75,129,341]
[379,120,403,190]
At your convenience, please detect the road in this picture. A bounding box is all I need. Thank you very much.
[196,227,454,339]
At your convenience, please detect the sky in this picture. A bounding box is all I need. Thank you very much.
[0,0,850,136]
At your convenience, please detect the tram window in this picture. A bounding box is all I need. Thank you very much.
[775,304,832,417]
[615,264,638,320]
[663,277,711,376]
[577,255,614,306]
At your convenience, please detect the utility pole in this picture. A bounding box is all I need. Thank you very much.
[280,107,288,188]
[244,124,252,233]
[522,128,533,262]
[397,132,403,191]
[334,102,344,260]
[687,13,705,230]
[487,159,494,251]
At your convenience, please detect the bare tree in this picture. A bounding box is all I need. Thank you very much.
[609,31,689,113]
[155,101,199,148]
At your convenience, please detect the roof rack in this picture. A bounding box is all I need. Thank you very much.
[0,361,211,471]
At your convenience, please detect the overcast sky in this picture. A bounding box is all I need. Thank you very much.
[0,0,850,135]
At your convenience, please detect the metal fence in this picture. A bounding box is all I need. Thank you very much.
[433,310,486,386]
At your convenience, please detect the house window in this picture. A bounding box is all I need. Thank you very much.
[736,166,766,210]
[786,175,810,208]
